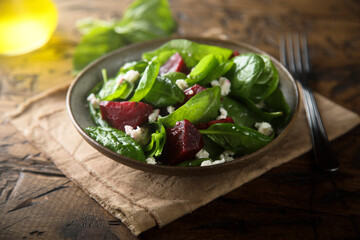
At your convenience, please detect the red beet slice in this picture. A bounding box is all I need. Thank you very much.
[160,119,204,165]
[183,84,206,102]
[99,101,153,131]
[196,117,235,130]
[159,52,188,76]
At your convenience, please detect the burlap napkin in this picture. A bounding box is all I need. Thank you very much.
[6,83,360,236]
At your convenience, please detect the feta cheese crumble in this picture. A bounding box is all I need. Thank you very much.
[211,77,231,96]
[87,93,100,108]
[175,79,189,90]
[146,157,157,165]
[200,158,225,166]
[219,150,235,162]
[196,149,210,159]
[216,107,228,120]
[124,125,148,144]
[255,101,266,109]
[123,70,140,83]
[115,75,124,85]
[148,109,160,122]
[166,106,175,114]
[255,122,273,136]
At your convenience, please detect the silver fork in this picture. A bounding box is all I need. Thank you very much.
[280,33,339,172]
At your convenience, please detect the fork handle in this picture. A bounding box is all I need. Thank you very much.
[301,83,339,171]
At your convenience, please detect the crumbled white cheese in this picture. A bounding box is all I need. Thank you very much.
[200,158,226,167]
[166,106,175,114]
[200,160,213,167]
[211,77,231,96]
[255,101,266,109]
[148,109,160,122]
[255,122,273,136]
[124,125,148,144]
[211,80,220,87]
[218,77,231,96]
[123,70,140,83]
[187,89,194,95]
[196,149,210,159]
[175,79,189,90]
[87,93,100,108]
[216,107,228,120]
[146,157,157,165]
[220,150,235,162]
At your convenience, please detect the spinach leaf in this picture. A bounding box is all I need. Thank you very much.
[114,0,176,43]
[85,127,146,161]
[265,86,292,126]
[229,53,265,99]
[221,96,263,127]
[199,123,273,155]
[162,72,187,82]
[73,24,126,74]
[130,59,160,102]
[203,135,224,159]
[142,39,233,67]
[198,60,234,85]
[247,55,279,103]
[88,103,110,127]
[186,54,218,86]
[73,0,176,74]
[159,86,221,128]
[143,76,184,107]
[144,122,166,157]
[243,98,283,122]
[118,61,148,75]
[98,79,134,101]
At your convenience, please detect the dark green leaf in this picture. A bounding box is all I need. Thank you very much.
[143,76,184,107]
[265,86,292,126]
[144,122,166,157]
[85,127,146,161]
[142,39,233,67]
[198,60,234,85]
[158,86,221,128]
[98,79,134,101]
[177,158,210,167]
[199,123,273,155]
[130,59,160,102]
[186,54,218,86]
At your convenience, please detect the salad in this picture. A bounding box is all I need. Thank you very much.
[85,39,291,167]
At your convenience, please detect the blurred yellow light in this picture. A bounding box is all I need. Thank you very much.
[0,0,58,56]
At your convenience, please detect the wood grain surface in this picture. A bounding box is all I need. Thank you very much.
[1,0,359,239]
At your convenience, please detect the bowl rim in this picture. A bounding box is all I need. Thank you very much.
[66,36,300,176]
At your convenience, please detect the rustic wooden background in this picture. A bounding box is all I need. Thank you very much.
[0,0,359,239]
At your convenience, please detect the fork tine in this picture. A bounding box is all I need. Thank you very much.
[301,33,311,73]
[286,33,296,74]
[294,33,303,73]
[279,34,287,68]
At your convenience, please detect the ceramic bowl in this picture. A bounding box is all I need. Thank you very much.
[66,37,300,176]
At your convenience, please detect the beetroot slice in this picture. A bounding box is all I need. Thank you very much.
[159,52,188,76]
[160,119,204,165]
[99,101,153,131]
[196,117,235,130]
[183,84,207,102]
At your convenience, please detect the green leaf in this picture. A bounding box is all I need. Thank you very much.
[144,122,166,157]
[73,25,126,74]
[221,96,263,127]
[186,54,218,86]
[199,123,273,155]
[198,60,234,85]
[162,72,187,82]
[142,39,233,67]
[158,86,221,128]
[118,61,148,75]
[73,0,177,74]
[130,59,160,102]
[177,158,210,167]
[247,55,279,103]
[143,76,184,107]
[265,86,292,126]
[115,0,176,43]
[85,127,146,161]
[98,79,134,101]
[88,103,110,127]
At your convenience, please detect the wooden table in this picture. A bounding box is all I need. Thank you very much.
[1,0,359,239]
